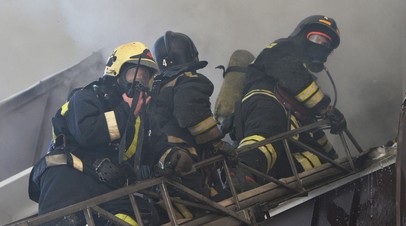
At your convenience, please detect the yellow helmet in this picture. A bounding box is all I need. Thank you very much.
[104,42,158,77]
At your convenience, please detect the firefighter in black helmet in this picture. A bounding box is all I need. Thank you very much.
[233,15,346,184]
[28,42,162,225]
[150,31,236,201]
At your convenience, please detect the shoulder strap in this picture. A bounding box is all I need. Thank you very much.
[216,65,249,78]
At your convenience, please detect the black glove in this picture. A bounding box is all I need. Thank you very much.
[160,147,193,176]
[326,149,339,160]
[212,140,238,166]
[220,114,234,136]
[326,107,347,134]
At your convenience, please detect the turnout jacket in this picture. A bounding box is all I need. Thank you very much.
[252,38,331,113]
[234,38,335,178]
[29,78,166,202]
[150,71,222,159]
[51,78,166,167]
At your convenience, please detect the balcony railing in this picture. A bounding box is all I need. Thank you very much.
[7,119,364,226]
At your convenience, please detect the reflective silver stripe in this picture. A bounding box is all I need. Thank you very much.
[70,153,84,172]
[168,135,187,144]
[317,135,333,152]
[45,153,83,172]
[158,148,173,169]
[104,111,120,141]
[194,126,222,144]
[188,117,218,136]
[45,154,68,167]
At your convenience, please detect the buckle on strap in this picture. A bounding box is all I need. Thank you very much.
[93,158,126,187]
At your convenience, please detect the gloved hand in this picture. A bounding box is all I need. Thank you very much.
[161,147,193,176]
[326,107,347,134]
[122,92,151,116]
[212,140,238,166]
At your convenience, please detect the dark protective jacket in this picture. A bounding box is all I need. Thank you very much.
[234,38,336,179]
[50,78,165,167]
[150,71,222,159]
[29,78,167,202]
[250,38,331,112]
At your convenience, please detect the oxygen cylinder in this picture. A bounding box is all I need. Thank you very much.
[214,49,255,123]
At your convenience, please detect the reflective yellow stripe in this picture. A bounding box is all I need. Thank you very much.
[194,126,222,144]
[104,111,120,141]
[266,42,278,49]
[210,187,219,197]
[188,117,218,136]
[124,116,141,160]
[242,89,277,103]
[52,126,56,142]
[241,89,301,148]
[115,213,137,226]
[295,81,319,102]
[293,153,313,171]
[183,71,198,78]
[173,200,194,219]
[303,89,324,108]
[290,115,300,140]
[239,135,277,173]
[301,151,322,167]
[61,102,69,116]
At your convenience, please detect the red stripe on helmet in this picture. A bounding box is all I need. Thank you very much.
[306,31,332,41]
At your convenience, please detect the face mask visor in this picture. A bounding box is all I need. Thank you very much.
[307,32,332,49]
[118,65,152,94]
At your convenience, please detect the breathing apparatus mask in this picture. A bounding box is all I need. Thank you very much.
[117,64,151,97]
[302,32,339,107]
[304,32,333,73]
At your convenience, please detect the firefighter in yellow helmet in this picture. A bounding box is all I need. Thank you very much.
[233,15,346,186]
[28,42,162,225]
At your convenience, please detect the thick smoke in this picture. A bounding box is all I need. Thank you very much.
[0,0,405,149]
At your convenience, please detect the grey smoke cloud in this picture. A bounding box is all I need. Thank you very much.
[0,0,405,149]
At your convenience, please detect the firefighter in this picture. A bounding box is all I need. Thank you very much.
[150,31,236,203]
[28,42,161,226]
[234,15,346,184]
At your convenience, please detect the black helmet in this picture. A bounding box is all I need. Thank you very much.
[290,15,340,49]
[153,31,207,78]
